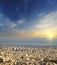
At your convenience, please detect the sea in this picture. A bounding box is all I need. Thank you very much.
[0,37,57,48]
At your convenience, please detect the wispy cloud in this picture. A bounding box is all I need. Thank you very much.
[49,0,55,6]
[0,14,25,33]
[35,11,57,33]
[17,20,24,24]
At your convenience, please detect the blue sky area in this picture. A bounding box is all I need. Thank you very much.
[0,0,57,34]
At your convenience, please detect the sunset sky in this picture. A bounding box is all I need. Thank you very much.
[0,0,57,38]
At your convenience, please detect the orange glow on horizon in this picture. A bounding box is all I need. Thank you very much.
[0,31,57,38]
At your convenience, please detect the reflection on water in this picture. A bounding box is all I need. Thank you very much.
[0,37,57,47]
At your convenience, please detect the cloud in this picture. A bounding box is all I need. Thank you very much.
[0,14,25,33]
[17,20,25,24]
[38,12,45,17]
[7,19,25,32]
[35,11,57,33]
[49,0,55,6]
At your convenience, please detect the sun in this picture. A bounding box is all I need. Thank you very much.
[46,32,55,40]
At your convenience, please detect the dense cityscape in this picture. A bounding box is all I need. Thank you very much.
[0,46,57,65]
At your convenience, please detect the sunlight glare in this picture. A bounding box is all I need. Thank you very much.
[46,32,55,40]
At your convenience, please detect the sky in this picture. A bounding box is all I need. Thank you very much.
[0,0,57,38]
